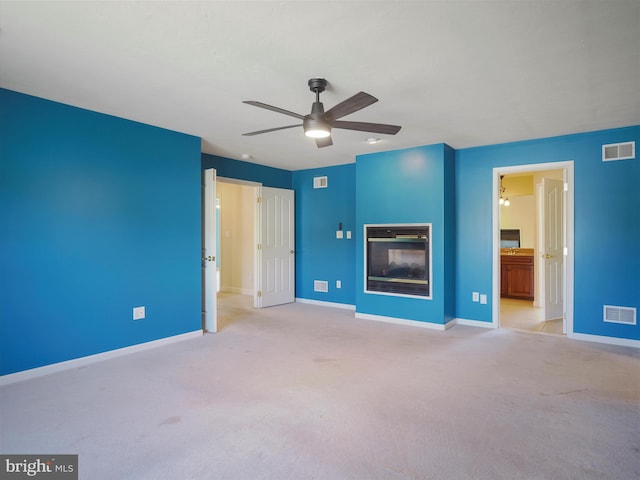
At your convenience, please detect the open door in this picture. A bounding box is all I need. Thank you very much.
[541,177,564,324]
[493,162,574,336]
[256,186,295,308]
[202,168,217,332]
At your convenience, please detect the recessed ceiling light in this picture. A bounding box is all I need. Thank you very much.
[366,137,380,144]
[241,153,252,160]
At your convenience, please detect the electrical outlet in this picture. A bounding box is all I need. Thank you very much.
[336,280,341,289]
[133,306,145,320]
[346,231,352,239]
[472,292,479,302]
[480,294,487,305]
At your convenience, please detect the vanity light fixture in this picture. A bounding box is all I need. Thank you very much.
[499,175,510,206]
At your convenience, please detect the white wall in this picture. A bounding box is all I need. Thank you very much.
[500,195,536,248]
[219,182,255,295]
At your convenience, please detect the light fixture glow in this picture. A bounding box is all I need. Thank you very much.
[366,137,380,144]
[304,128,331,138]
[499,175,510,207]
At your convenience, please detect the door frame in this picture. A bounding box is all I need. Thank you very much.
[203,168,217,333]
[492,161,574,337]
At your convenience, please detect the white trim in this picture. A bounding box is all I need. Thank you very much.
[454,318,496,329]
[569,332,640,349]
[217,176,262,187]
[355,312,454,331]
[295,298,356,311]
[222,286,253,296]
[0,330,203,386]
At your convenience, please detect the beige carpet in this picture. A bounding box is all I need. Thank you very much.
[1,295,638,480]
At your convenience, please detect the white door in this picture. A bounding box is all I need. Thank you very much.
[257,186,295,308]
[203,168,217,332]
[541,177,564,323]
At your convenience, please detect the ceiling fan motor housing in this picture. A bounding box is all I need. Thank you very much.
[304,105,331,137]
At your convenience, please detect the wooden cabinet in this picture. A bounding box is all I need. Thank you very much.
[501,255,534,300]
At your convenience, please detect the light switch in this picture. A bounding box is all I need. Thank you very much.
[336,230,343,239]
[346,231,352,239]
[133,306,145,320]
[480,294,487,305]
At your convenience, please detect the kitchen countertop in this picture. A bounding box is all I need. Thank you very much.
[500,248,534,256]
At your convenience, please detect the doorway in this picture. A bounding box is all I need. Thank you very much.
[205,177,296,331]
[216,178,259,329]
[493,162,574,336]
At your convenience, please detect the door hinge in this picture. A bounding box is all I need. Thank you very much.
[257,244,262,250]
[257,196,262,204]
[257,291,262,297]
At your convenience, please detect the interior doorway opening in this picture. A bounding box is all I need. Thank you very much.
[493,162,574,337]
[216,178,260,330]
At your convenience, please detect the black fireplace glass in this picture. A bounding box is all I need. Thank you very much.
[366,224,430,297]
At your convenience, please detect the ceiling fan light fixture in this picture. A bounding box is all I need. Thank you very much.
[303,115,331,138]
[305,128,331,138]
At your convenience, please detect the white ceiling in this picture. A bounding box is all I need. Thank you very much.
[2,1,639,171]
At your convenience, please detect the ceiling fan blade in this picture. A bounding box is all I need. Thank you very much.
[333,120,402,135]
[242,124,302,136]
[325,92,378,120]
[243,101,305,120]
[315,136,333,148]
[333,120,401,135]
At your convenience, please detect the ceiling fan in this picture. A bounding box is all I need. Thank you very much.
[242,78,401,148]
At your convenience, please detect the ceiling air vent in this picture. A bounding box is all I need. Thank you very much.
[313,176,328,189]
[602,141,635,162]
[603,305,636,325]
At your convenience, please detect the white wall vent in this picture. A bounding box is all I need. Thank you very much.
[602,142,635,161]
[603,305,636,325]
[314,280,328,292]
[313,176,328,189]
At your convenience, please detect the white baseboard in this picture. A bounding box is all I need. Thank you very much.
[355,312,454,331]
[454,318,497,329]
[0,330,203,386]
[222,287,253,296]
[569,332,640,349]
[295,298,356,311]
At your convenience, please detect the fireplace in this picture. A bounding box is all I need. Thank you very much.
[365,224,431,298]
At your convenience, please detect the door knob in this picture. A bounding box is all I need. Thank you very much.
[541,253,555,259]
[290,250,295,254]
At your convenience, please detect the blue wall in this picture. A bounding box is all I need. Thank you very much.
[2,87,637,378]
[355,144,455,324]
[202,153,291,189]
[455,126,640,339]
[292,164,356,304]
[0,89,202,375]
